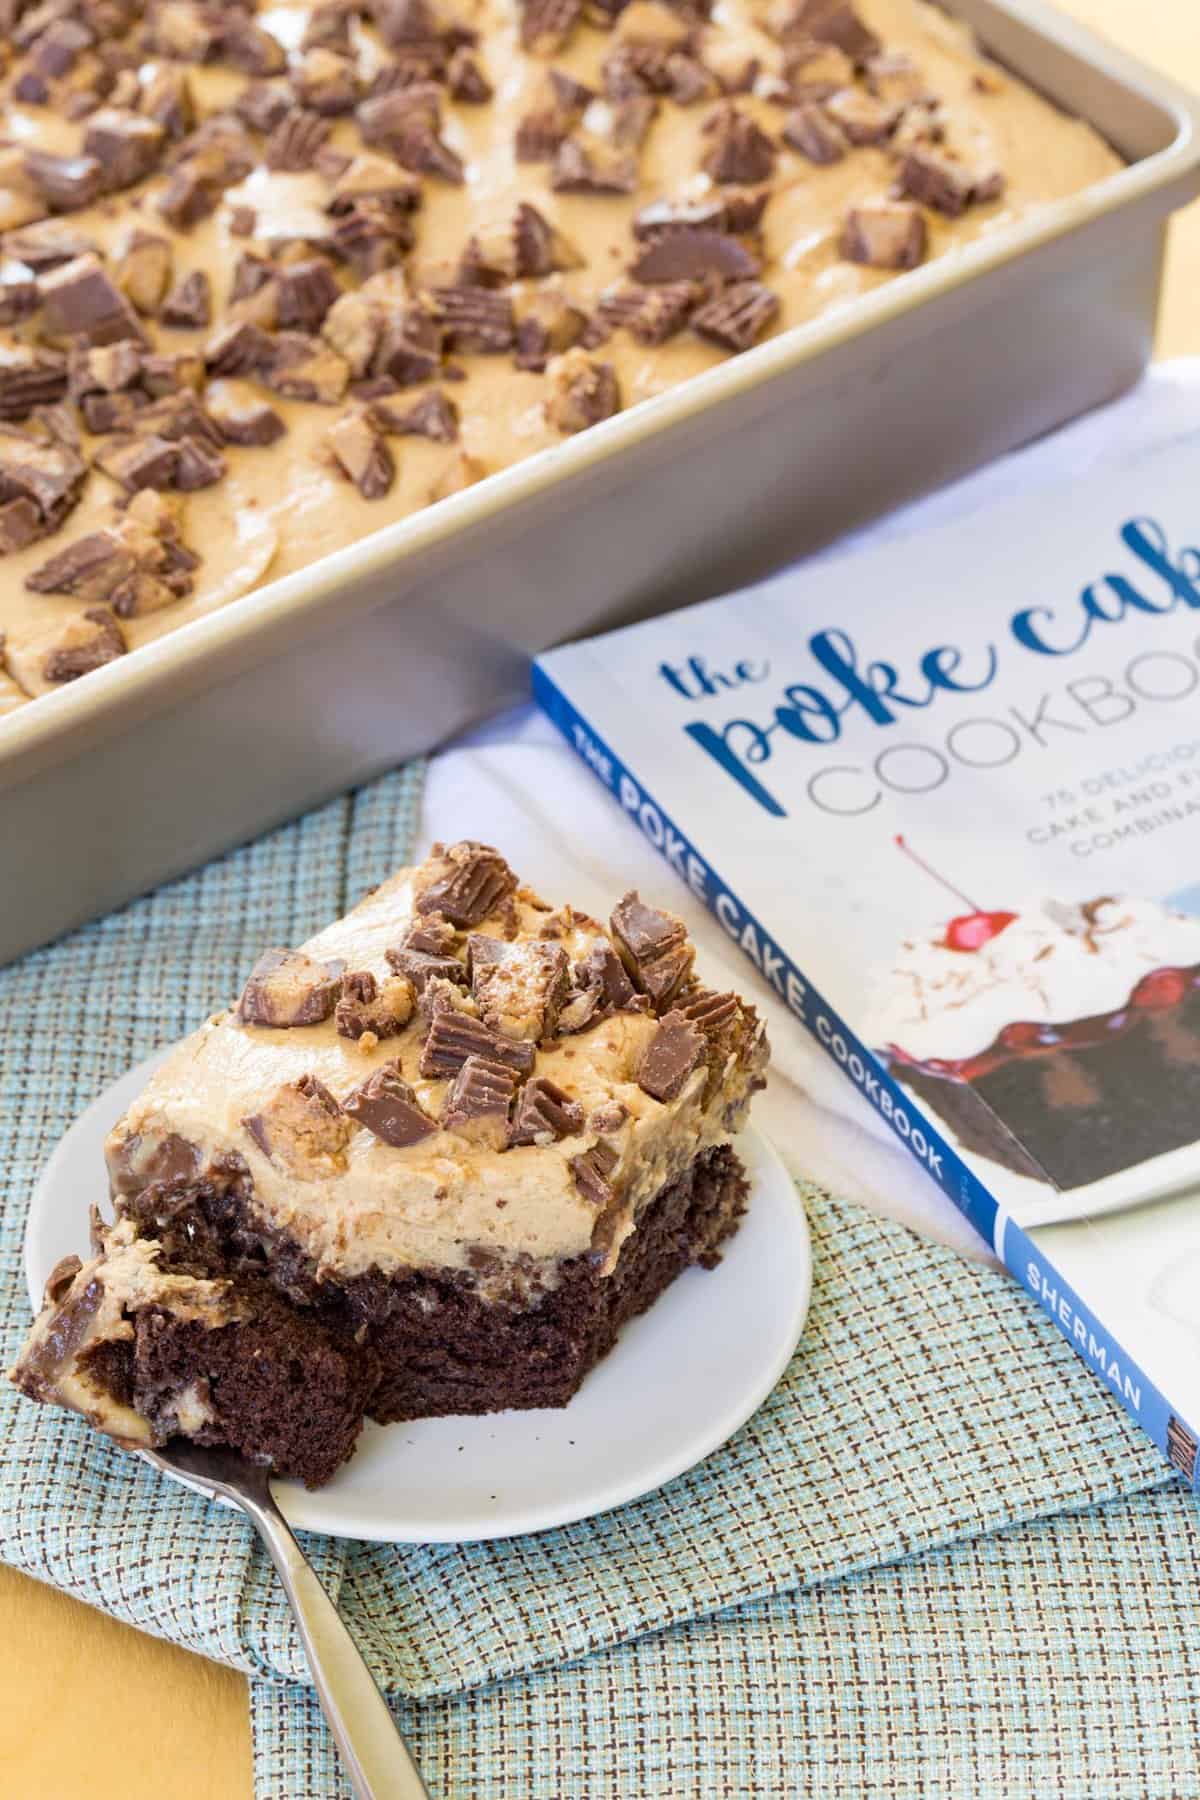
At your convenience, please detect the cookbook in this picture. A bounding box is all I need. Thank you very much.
[534,433,1200,1486]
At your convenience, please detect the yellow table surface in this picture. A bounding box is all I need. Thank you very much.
[4,4,1200,1793]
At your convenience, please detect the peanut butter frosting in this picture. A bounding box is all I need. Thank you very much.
[105,841,769,1288]
[0,0,1122,710]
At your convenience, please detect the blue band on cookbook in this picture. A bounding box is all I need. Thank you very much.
[1001,1213,1200,1493]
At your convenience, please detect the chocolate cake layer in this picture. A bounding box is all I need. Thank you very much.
[362,1141,749,1419]
[123,1140,748,1420]
[11,1143,747,1478]
[130,1296,380,1487]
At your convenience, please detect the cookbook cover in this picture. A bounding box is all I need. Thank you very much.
[534,434,1200,1487]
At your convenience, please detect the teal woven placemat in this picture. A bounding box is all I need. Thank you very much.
[2,758,1196,1799]
[253,1484,1200,1799]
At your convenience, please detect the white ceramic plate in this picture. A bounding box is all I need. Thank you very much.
[23,1050,810,1543]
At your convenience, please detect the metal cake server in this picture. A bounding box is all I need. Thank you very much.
[143,1439,431,1800]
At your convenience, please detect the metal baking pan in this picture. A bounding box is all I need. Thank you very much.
[2,0,1199,966]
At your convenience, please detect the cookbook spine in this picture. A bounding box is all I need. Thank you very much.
[533,662,998,1244]
[533,660,1200,1489]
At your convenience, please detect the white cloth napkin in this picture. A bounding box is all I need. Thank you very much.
[417,361,1200,1266]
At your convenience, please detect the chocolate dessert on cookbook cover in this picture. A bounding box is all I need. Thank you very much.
[534,429,1200,1493]
[871,869,1200,1191]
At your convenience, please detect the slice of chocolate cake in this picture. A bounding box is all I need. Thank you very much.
[11,842,768,1484]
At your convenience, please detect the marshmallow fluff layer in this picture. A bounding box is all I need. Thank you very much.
[868,897,1200,1065]
[105,847,768,1286]
[0,0,1123,709]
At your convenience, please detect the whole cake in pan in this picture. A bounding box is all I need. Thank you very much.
[0,0,1122,713]
[10,842,769,1485]
[871,895,1200,1191]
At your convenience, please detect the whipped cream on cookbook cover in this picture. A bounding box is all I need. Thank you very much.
[536,429,1200,1492]
[869,895,1200,1064]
